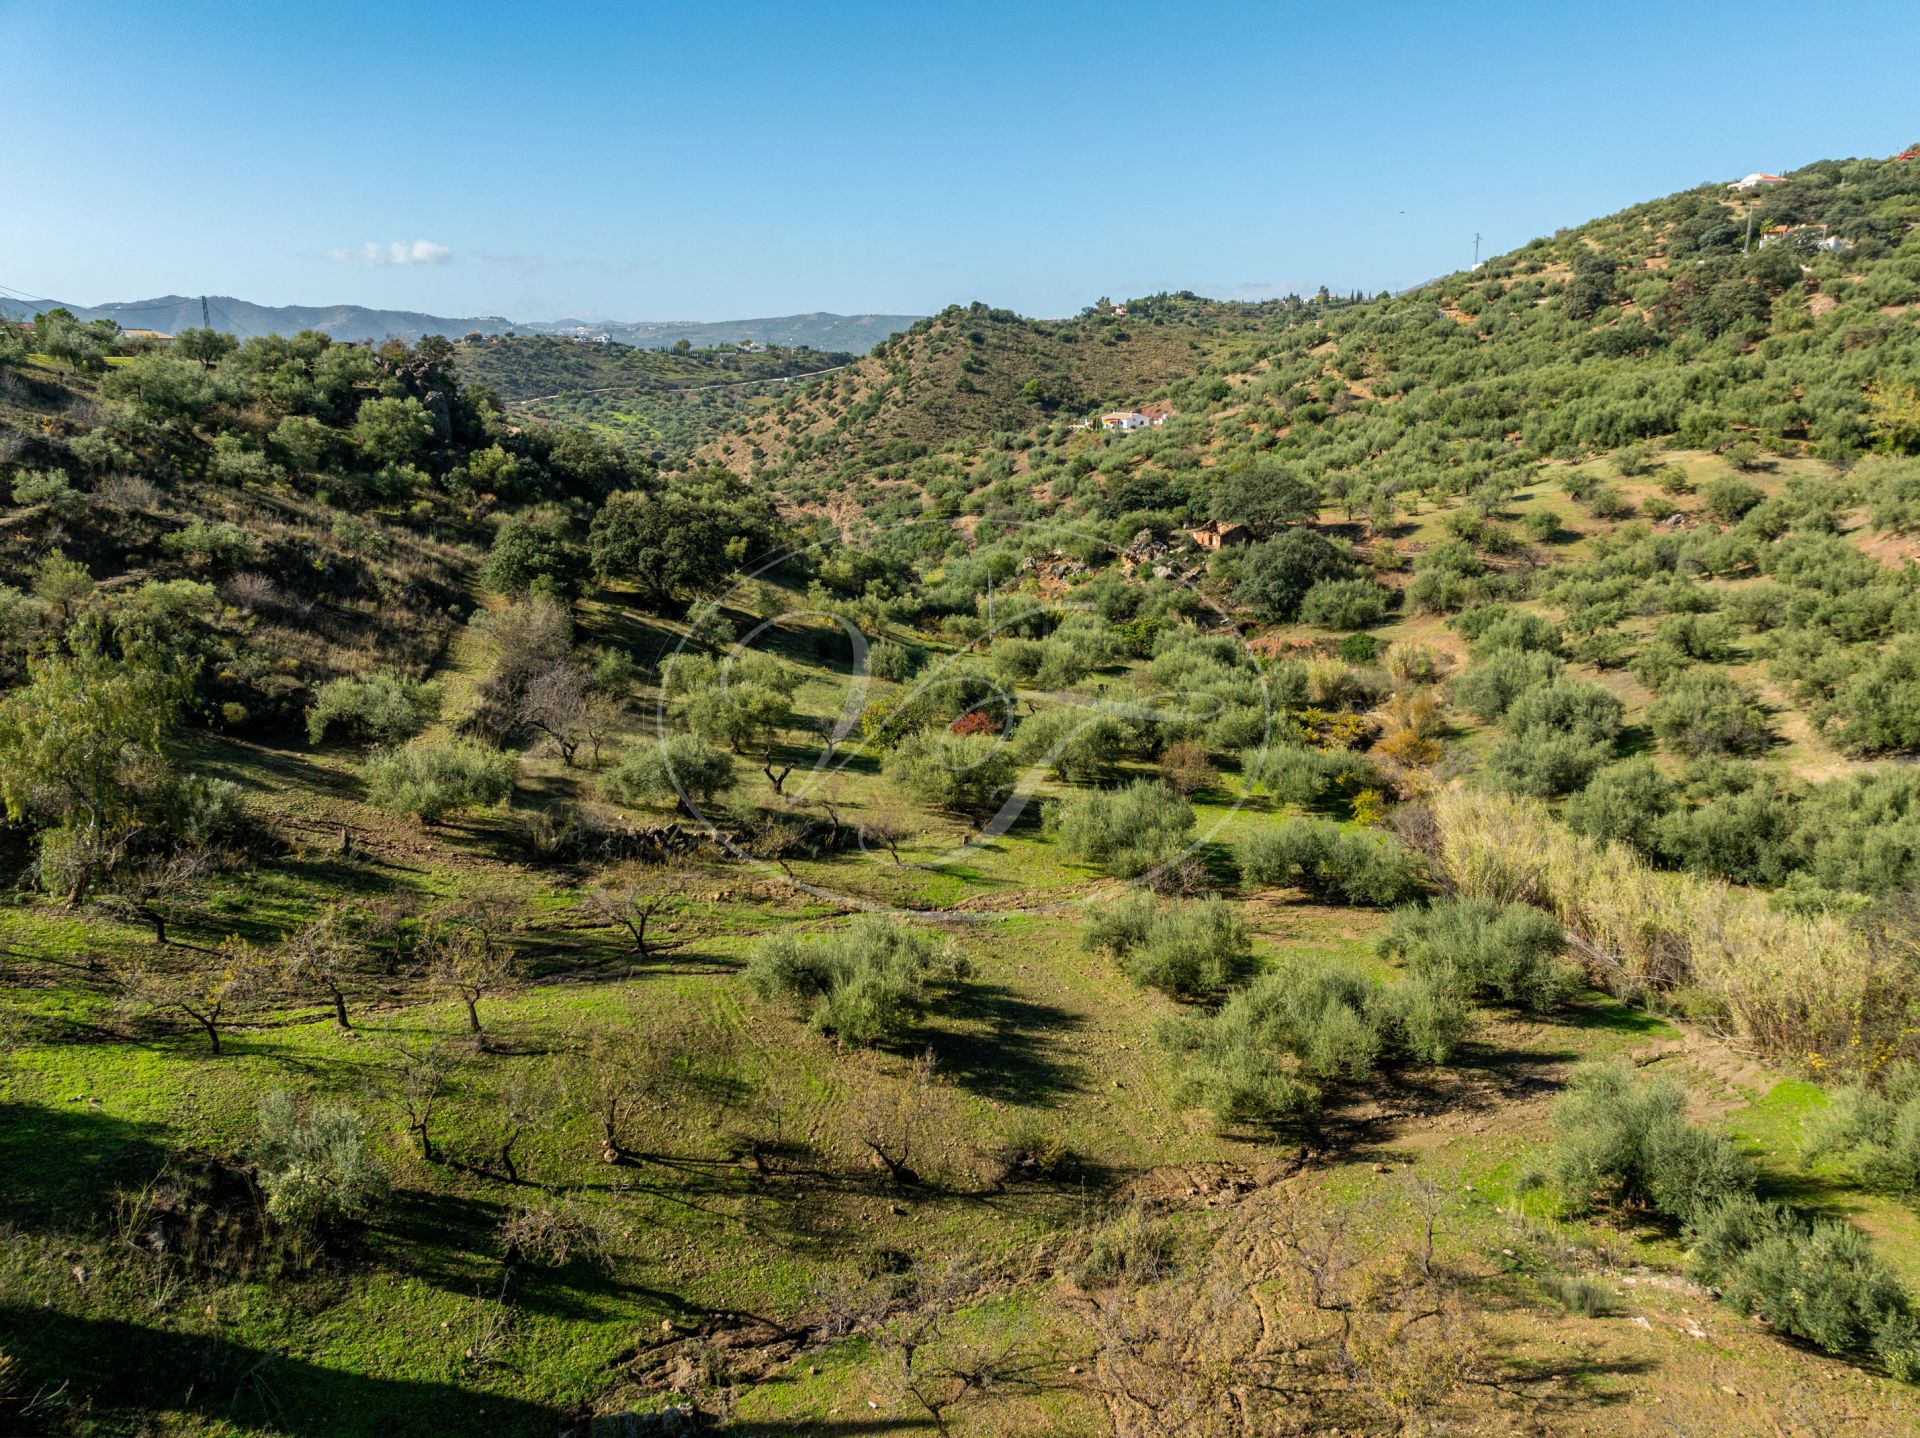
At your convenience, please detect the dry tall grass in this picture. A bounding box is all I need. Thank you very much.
[1425,783,1913,1069]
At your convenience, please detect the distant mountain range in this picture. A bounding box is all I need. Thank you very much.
[0,293,921,353]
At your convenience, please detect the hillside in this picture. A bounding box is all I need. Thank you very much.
[696,294,1305,503]
[0,294,521,344]
[561,311,920,352]
[0,295,921,351]
[453,334,855,460]
[7,154,1920,1438]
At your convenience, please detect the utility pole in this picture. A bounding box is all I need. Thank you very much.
[201,295,211,329]
[1473,232,1482,267]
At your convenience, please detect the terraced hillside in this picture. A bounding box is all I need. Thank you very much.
[696,294,1305,503]
[454,335,854,461]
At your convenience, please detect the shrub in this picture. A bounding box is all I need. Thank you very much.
[1703,475,1764,522]
[1585,486,1632,520]
[1164,957,1467,1129]
[1084,892,1253,999]
[361,741,514,823]
[306,673,441,747]
[867,640,923,682]
[1564,758,1677,849]
[1804,1062,1920,1199]
[1338,632,1378,664]
[746,916,970,1047]
[1523,509,1561,542]
[1653,611,1737,663]
[1546,1061,1751,1225]
[1048,780,1195,877]
[603,733,735,807]
[161,520,257,574]
[254,1089,387,1236]
[1157,740,1215,794]
[1462,607,1562,657]
[1648,672,1773,757]
[1237,529,1355,621]
[1451,650,1563,722]
[1244,742,1378,808]
[1011,705,1138,784]
[1072,1204,1173,1288]
[1377,898,1578,1011]
[1486,677,1624,797]
[1383,642,1447,687]
[1690,1198,1920,1380]
[884,730,1016,815]
[1486,730,1618,798]
[1547,1276,1619,1318]
[1240,819,1426,906]
[479,512,589,599]
[1299,577,1390,630]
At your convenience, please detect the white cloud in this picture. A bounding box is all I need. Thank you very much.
[326,239,453,267]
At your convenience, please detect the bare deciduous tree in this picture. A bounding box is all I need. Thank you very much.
[583,881,677,960]
[393,1037,455,1162]
[854,1048,940,1187]
[858,815,909,865]
[874,1265,1050,1436]
[282,910,361,1029]
[1076,1182,1494,1437]
[121,935,275,1054]
[426,900,518,1040]
[93,845,218,947]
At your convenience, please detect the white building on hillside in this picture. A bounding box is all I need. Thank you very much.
[1729,172,1787,190]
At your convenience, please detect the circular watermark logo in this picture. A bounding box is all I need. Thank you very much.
[646,511,1276,918]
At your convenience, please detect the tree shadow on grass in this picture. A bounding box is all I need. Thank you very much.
[371,1187,686,1325]
[0,1101,176,1233]
[188,735,361,802]
[0,1306,562,1438]
[925,981,1085,1105]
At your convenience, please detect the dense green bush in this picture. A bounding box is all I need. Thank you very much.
[479,511,590,598]
[1243,741,1378,808]
[1047,779,1195,877]
[1163,956,1467,1129]
[1377,898,1577,1011]
[1298,577,1391,630]
[1702,475,1765,522]
[1083,892,1253,999]
[1486,677,1624,797]
[746,915,970,1046]
[1011,705,1139,784]
[1690,1198,1920,1381]
[1451,650,1563,722]
[1545,1061,1751,1225]
[1239,819,1425,905]
[306,673,441,747]
[1565,758,1677,847]
[254,1090,387,1237]
[361,741,514,823]
[867,640,923,682]
[1236,529,1355,621]
[602,734,735,807]
[884,730,1017,815]
[1647,671,1773,757]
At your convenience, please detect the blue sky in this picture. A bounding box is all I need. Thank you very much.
[4,0,1916,322]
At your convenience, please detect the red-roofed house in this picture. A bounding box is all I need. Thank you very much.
[1729,172,1787,190]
